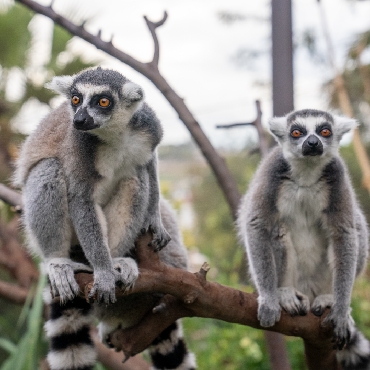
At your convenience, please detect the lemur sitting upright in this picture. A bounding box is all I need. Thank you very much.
[238,109,370,370]
[14,67,196,370]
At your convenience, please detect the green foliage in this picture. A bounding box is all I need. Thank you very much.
[0,274,47,370]
[184,317,269,370]
[189,151,260,280]
[324,30,370,120]
[0,4,32,70]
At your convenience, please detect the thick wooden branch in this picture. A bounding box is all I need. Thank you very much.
[15,0,241,219]
[0,184,340,368]
[75,232,339,370]
[143,11,168,68]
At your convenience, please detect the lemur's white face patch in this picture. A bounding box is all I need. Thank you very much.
[293,115,325,133]
[269,111,354,164]
[74,83,111,108]
[72,83,116,127]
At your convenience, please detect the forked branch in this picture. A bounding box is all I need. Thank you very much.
[144,11,168,68]
[75,232,339,370]
[15,0,241,219]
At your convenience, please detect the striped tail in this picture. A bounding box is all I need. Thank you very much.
[149,320,196,370]
[336,327,370,370]
[44,290,96,370]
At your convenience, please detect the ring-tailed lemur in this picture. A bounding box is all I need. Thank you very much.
[238,109,370,370]
[14,67,196,370]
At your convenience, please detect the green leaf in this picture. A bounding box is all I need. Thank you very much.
[0,338,16,355]
[0,274,47,370]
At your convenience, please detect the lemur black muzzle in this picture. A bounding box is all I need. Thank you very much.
[302,134,323,156]
[73,108,100,131]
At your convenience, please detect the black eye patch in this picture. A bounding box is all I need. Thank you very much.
[90,93,114,112]
[290,124,307,137]
[316,122,332,136]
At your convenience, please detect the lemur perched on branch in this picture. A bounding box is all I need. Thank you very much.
[14,67,196,370]
[238,109,370,370]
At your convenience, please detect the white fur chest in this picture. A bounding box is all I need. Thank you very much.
[277,179,333,299]
[93,130,153,206]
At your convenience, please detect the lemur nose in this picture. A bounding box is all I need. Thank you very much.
[73,117,87,126]
[307,135,319,147]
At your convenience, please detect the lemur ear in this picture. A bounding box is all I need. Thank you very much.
[122,82,144,103]
[45,75,74,95]
[269,116,288,141]
[333,115,358,138]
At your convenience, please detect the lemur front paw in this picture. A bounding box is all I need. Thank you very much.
[142,219,171,251]
[322,307,354,350]
[45,258,91,303]
[89,269,116,304]
[112,257,139,291]
[258,297,281,327]
[278,287,310,316]
[311,294,334,316]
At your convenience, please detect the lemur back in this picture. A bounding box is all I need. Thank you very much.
[238,109,370,370]
[15,67,196,370]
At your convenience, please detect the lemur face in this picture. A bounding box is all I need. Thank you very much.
[269,109,357,161]
[45,67,144,132]
[69,84,118,131]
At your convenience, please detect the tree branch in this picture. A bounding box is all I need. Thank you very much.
[0,184,22,211]
[15,0,241,219]
[143,11,168,69]
[75,232,339,370]
[216,100,270,157]
[0,280,30,304]
[0,217,39,288]
[0,184,340,368]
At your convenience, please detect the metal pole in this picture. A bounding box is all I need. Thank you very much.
[272,0,294,116]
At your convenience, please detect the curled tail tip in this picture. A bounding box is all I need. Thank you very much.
[337,329,370,370]
[149,321,197,370]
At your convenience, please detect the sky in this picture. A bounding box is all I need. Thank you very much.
[10,0,370,148]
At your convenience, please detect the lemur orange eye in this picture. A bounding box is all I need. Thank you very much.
[321,128,331,137]
[71,96,80,105]
[291,130,302,138]
[99,98,110,107]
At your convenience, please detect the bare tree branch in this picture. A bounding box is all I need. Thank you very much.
[15,0,241,219]
[0,185,21,208]
[74,232,339,370]
[0,280,30,304]
[0,217,39,288]
[216,100,270,157]
[253,100,269,157]
[143,11,168,68]
[0,184,22,211]
[0,184,342,368]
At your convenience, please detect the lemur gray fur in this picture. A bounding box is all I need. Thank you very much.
[14,67,196,370]
[238,109,370,370]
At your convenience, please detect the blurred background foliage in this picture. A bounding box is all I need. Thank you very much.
[1,2,370,370]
